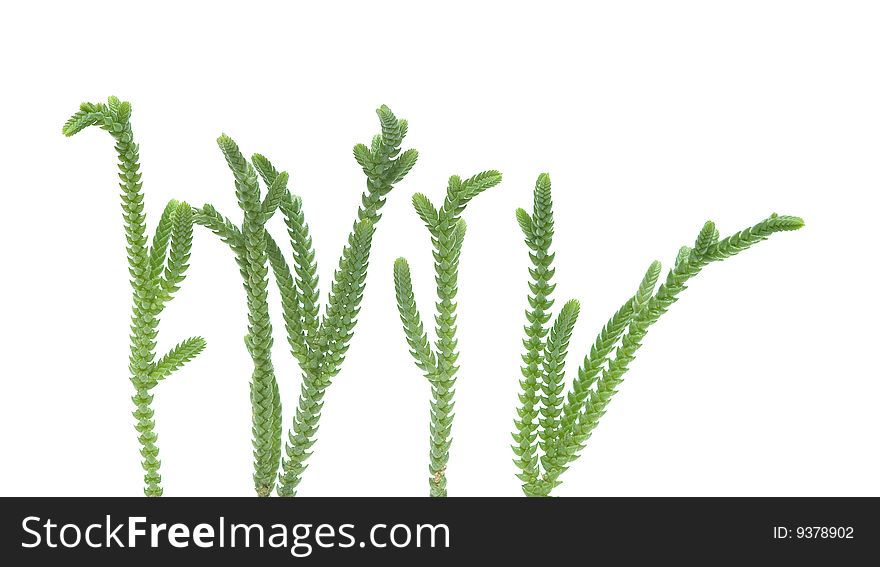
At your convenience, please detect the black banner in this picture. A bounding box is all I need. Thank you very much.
[1,498,875,564]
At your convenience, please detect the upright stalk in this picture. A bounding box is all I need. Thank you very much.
[195,136,289,496]
[63,96,206,496]
[394,171,503,496]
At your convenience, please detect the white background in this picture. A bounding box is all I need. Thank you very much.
[0,1,877,497]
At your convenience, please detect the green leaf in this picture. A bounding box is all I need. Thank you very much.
[149,200,179,282]
[160,202,194,300]
[412,193,439,231]
[515,208,533,238]
[279,194,320,342]
[149,336,207,384]
[391,148,419,183]
[265,233,307,365]
[675,246,692,267]
[217,134,261,218]
[693,220,719,256]
[538,299,580,476]
[352,143,373,169]
[393,258,436,374]
[458,170,503,202]
[62,108,103,136]
[115,100,132,124]
[261,170,289,222]
[376,104,403,158]
[440,170,502,222]
[252,153,279,186]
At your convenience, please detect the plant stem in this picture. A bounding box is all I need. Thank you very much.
[394,171,502,496]
[63,97,205,496]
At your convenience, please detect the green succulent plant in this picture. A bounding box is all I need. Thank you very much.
[195,106,417,496]
[63,96,206,496]
[511,173,804,496]
[62,97,805,499]
[393,170,503,496]
[193,136,288,496]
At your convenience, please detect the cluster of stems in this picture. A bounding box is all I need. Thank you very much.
[511,173,804,496]
[194,106,417,496]
[64,97,803,497]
